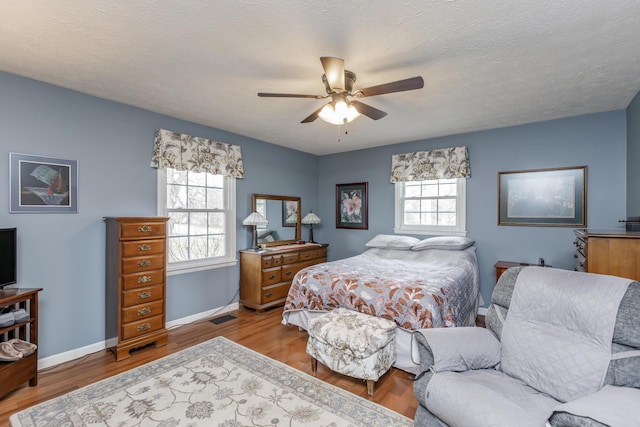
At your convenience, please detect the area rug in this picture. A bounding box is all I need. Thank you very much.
[10,336,413,426]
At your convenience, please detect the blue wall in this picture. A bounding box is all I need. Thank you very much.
[316,112,628,305]
[0,69,635,362]
[0,71,319,359]
[627,91,640,216]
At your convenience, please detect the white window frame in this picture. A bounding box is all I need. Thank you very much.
[394,178,467,236]
[157,168,237,275]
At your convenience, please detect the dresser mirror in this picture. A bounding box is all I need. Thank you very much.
[252,194,301,245]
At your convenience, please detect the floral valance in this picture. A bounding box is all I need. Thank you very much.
[390,145,470,183]
[150,129,245,178]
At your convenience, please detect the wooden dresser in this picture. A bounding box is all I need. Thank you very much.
[105,217,169,360]
[573,229,640,281]
[240,243,328,312]
[0,288,42,397]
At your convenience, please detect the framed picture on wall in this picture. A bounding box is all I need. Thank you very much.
[9,152,78,214]
[498,166,586,227]
[282,200,298,227]
[336,182,368,229]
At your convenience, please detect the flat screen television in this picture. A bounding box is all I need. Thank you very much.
[0,228,17,289]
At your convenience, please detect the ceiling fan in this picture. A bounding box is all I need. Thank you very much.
[258,57,424,125]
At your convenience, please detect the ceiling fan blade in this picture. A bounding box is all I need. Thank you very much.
[320,57,345,92]
[357,76,424,97]
[300,105,326,123]
[258,92,325,99]
[351,100,388,120]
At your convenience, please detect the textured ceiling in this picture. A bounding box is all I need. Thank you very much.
[1,1,640,155]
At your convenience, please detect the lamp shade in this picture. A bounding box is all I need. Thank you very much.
[301,212,321,224]
[318,100,360,125]
[242,211,268,226]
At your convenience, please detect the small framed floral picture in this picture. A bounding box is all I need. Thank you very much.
[336,182,368,229]
[282,200,298,227]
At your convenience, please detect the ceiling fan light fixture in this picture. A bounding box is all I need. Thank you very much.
[318,99,361,125]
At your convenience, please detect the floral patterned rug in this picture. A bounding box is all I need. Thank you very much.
[10,336,413,426]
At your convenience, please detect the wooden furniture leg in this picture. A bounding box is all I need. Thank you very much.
[366,379,375,396]
[310,357,318,375]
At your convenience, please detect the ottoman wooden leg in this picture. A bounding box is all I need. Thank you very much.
[366,379,375,396]
[311,357,318,375]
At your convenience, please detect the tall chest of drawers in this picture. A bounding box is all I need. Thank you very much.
[240,244,328,312]
[105,217,169,360]
[573,229,640,281]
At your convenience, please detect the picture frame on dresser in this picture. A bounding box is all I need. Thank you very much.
[498,166,587,227]
[9,152,78,214]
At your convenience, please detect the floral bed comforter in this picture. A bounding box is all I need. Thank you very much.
[283,247,480,331]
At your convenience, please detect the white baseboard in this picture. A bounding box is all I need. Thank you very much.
[38,340,108,370]
[37,302,240,370]
[166,302,239,329]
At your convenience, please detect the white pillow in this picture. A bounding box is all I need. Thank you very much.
[411,236,474,251]
[257,229,273,238]
[365,234,420,250]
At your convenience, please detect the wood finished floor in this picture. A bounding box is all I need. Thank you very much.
[0,308,418,426]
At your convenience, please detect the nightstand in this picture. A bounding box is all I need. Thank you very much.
[494,261,531,282]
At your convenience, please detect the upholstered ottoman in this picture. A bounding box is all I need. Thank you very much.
[306,308,396,395]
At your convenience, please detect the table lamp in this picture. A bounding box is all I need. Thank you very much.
[242,211,269,250]
[301,211,321,243]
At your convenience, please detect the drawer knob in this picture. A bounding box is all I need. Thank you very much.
[285,271,292,276]
[268,274,276,280]
[138,291,152,299]
[137,307,151,316]
[266,292,273,298]
[138,244,152,252]
[137,323,151,331]
[138,225,153,233]
[138,260,151,267]
[138,275,152,284]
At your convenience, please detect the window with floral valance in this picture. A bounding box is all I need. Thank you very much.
[391,146,470,236]
[390,145,470,183]
[152,129,242,274]
[150,128,244,178]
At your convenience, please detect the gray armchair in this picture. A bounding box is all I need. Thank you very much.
[412,266,640,427]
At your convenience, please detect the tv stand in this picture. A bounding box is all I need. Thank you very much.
[0,288,42,398]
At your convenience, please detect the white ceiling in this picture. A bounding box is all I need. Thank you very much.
[2,1,640,155]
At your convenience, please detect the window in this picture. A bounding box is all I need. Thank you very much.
[394,178,466,236]
[255,198,267,230]
[157,167,236,274]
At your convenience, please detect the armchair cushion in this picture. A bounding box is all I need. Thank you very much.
[501,267,632,402]
[412,327,500,373]
[551,385,640,427]
[423,370,559,427]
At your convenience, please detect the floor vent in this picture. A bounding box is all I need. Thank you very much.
[209,314,237,325]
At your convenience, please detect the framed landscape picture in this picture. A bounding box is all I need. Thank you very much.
[498,166,586,227]
[9,153,78,214]
[336,182,368,229]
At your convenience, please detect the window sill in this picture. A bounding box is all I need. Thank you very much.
[167,258,238,276]
[394,227,467,237]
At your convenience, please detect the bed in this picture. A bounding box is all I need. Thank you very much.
[282,235,481,374]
